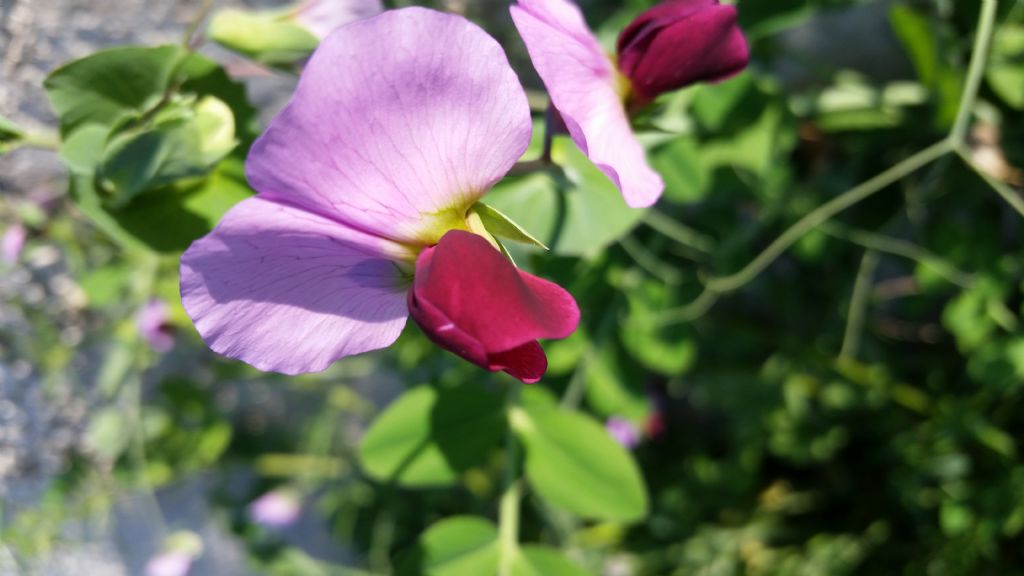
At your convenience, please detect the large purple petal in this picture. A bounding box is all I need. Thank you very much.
[180,196,410,375]
[511,0,664,208]
[248,8,532,246]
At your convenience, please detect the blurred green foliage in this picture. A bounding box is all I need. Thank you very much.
[2,0,1024,575]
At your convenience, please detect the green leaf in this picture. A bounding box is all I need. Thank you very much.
[69,155,253,253]
[98,118,212,207]
[208,8,320,67]
[889,5,962,126]
[585,342,649,423]
[359,384,505,487]
[511,546,589,576]
[987,24,1024,109]
[0,114,24,153]
[59,124,110,174]
[650,136,708,204]
[44,45,185,135]
[472,202,547,249]
[621,282,698,376]
[397,516,499,576]
[511,403,648,522]
[486,138,647,259]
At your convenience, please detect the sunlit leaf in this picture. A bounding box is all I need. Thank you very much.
[398,516,499,576]
[511,546,589,576]
[512,403,648,522]
[486,139,647,259]
[359,384,505,487]
[44,45,185,135]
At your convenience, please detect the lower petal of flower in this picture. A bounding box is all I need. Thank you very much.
[180,195,410,375]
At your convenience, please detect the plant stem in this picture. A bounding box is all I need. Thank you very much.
[508,158,551,177]
[839,250,879,360]
[654,286,719,327]
[956,147,1024,219]
[644,210,715,254]
[705,139,952,293]
[950,0,998,147]
[183,0,217,48]
[498,384,522,576]
[819,221,974,288]
[18,132,61,151]
[619,235,682,284]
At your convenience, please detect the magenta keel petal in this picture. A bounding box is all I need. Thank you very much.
[408,230,579,383]
[180,196,410,375]
[511,0,664,208]
[247,7,532,245]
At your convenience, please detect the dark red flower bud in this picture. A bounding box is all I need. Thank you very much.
[617,0,749,106]
[408,230,580,383]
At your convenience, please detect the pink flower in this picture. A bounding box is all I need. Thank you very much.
[617,0,748,106]
[145,552,193,576]
[606,416,641,449]
[180,9,579,382]
[136,298,175,352]
[510,0,748,208]
[2,224,26,264]
[292,0,383,40]
[248,489,302,528]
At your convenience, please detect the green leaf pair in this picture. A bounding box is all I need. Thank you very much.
[360,384,648,523]
[44,45,257,253]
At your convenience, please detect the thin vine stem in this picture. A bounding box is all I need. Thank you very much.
[705,139,952,294]
[956,147,1024,219]
[839,250,879,360]
[183,0,217,48]
[819,221,974,288]
[644,210,715,254]
[950,0,998,146]
[657,0,1000,326]
[498,384,522,576]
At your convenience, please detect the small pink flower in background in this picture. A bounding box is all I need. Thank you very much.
[2,224,26,264]
[249,489,302,528]
[607,416,641,449]
[145,552,192,576]
[292,0,383,40]
[510,0,749,208]
[180,8,579,381]
[617,0,749,106]
[136,298,175,352]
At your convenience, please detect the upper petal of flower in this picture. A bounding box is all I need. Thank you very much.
[180,196,410,375]
[292,0,383,40]
[511,0,664,208]
[408,230,580,383]
[247,8,532,246]
[617,0,749,104]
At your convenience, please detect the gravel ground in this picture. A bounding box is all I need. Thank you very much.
[0,1,280,574]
